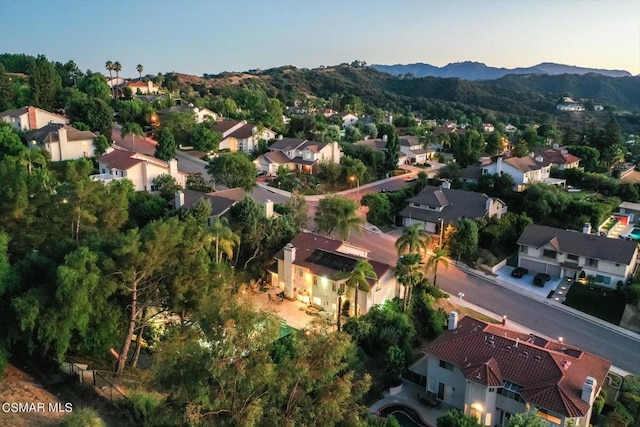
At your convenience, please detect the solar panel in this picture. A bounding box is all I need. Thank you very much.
[306,249,358,272]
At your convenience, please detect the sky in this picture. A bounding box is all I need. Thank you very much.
[2,0,639,77]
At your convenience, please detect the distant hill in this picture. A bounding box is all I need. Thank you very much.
[371,61,632,80]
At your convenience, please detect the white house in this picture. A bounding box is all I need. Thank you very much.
[158,105,219,124]
[481,155,563,192]
[27,123,96,161]
[399,182,507,232]
[0,106,67,131]
[517,224,639,288]
[211,119,276,153]
[334,112,358,127]
[254,138,341,175]
[92,148,187,192]
[124,80,162,95]
[269,232,399,317]
[399,136,432,163]
[418,313,611,427]
[482,123,495,133]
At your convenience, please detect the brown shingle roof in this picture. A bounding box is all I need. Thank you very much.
[268,137,306,151]
[534,148,581,165]
[424,316,610,417]
[28,123,95,144]
[98,149,169,171]
[503,156,548,172]
[517,224,638,265]
[211,119,245,135]
[181,188,246,217]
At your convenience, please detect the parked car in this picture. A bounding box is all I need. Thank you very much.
[511,267,528,278]
[403,175,418,182]
[533,273,551,287]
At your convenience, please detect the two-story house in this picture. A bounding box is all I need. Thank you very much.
[27,123,96,161]
[333,112,358,127]
[399,136,433,164]
[270,232,398,317]
[481,155,563,192]
[419,313,610,427]
[354,136,408,167]
[399,182,507,232]
[125,80,162,95]
[532,146,581,170]
[254,138,341,175]
[211,119,276,153]
[516,224,639,288]
[92,148,187,192]
[0,106,67,131]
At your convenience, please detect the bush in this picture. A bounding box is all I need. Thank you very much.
[622,375,640,395]
[592,392,606,422]
[59,407,106,427]
[605,411,630,427]
[624,284,640,305]
[477,248,498,267]
[619,392,640,424]
[128,391,163,420]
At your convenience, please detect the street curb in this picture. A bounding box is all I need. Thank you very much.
[454,261,640,343]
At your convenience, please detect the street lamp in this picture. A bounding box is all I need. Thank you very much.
[350,176,360,206]
[438,217,445,245]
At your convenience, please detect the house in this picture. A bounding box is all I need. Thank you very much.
[158,105,219,124]
[354,137,407,167]
[106,76,126,89]
[92,148,187,192]
[419,313,610,427]
[27,123,96,161]
[532,147,581,170]
[516,224,639,287]
[399,135,433,163]
[504,124,518,134]
[174,188,247,222]
[334,112,358,127]
[124,80,162,95]
[254,137,341,175]
[618,201,640,223]
[211,119,276,153]
[557,103,586,112]
[399,182,507,232]
[460,165,483,184]
[0,106,67,131]
[269,232,398,316]
[481,155,564,192]
[482,123,495,133]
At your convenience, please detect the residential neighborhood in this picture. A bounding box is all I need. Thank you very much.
[1,37,640,427]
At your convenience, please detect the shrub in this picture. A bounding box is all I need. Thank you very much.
[128,391,163,420]
[60,407,106,427]
[622,375,640,395]
[619,392,640,424]
[624,284,640,305]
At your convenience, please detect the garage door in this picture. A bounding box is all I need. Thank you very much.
[520,259,546,274]
[546,265,561,277]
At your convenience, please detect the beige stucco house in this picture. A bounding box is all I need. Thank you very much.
[0,106,67,131]
[27,123,96,161]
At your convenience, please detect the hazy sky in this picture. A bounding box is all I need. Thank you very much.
[2,0,639,77]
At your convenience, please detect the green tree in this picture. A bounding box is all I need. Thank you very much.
[283,190,308,230]
[186,172,213,192]
[77,72,110,100]
[120,122,144,150]
[450,218,479,262]
[314,195,363,241]
[425,246,449,288]
[29,55,62,111]
[361,193,392,226]
[512,140,530,157]
[507,410,547,427]
[339,259,377,318]
[154,127,177,161]
[190,123,221,152]
[206,152,257,191]
[93,135,110,157]
[395,253,424,311]
[0,124,26,158]
[66,97,114,139]
[485,132,502,155]
[437,410,482,427]
[385,345,406,378]
[209,217,240,264]
[379,123,399,171]
[152,174,182,201]
[136,64,143,79]
[105,60,114,97]
[395,224,431,255]
[113,61,122,97]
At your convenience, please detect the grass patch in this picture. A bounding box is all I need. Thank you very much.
[563,284,626,325]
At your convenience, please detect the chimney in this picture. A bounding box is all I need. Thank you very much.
[497,157,503,174]
[174,190,184,209]
[583,223,592,234]
[168,159,178,178]
[147,80,153,93]
[283,243,296,298]
[27,106,37,130]
[441,180,451,190]
[264,199,274,218]
[515,338,519,348]
[448,311,458,330]
[582,377,597,403]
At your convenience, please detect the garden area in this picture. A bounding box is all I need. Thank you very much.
[563,284,627,325]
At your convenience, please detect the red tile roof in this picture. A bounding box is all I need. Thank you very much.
[98,149,168,170]
[534,148,581,165]
[424,316,610,417]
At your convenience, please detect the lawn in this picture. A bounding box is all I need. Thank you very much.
[563,284,627,325]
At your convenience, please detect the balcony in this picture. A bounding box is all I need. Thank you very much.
[90,173,123,184]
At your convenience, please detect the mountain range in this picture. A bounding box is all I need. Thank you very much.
[370,61,632,81]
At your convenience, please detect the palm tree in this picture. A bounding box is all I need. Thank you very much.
[395,224,431,256]
[209,217,240,263]
[121,122,144,150]
[336,288,345,332]
[425,246,449,288]
[338,259,377,318]
[105,60,114,97]
[20,147,46,176]
[395,253,424,312]
[337,213,364,241]
[136,64,144,80]
[113,61,122,97]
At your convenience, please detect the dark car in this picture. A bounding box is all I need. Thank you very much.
[533,273,551,287]
[511,267,528,278]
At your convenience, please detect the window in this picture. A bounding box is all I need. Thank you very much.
[520,245,528,254]
[587,258,598,268]
[567,254,579,263]
[498,381,525,403]
[332,282,336,292]
[595,275,611,285]
[439,360,454,371]
[542,249,557,259]
[313,276,318,287]
[376,281,381,291]
[339,283,345,293]
[296,267,303,277]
